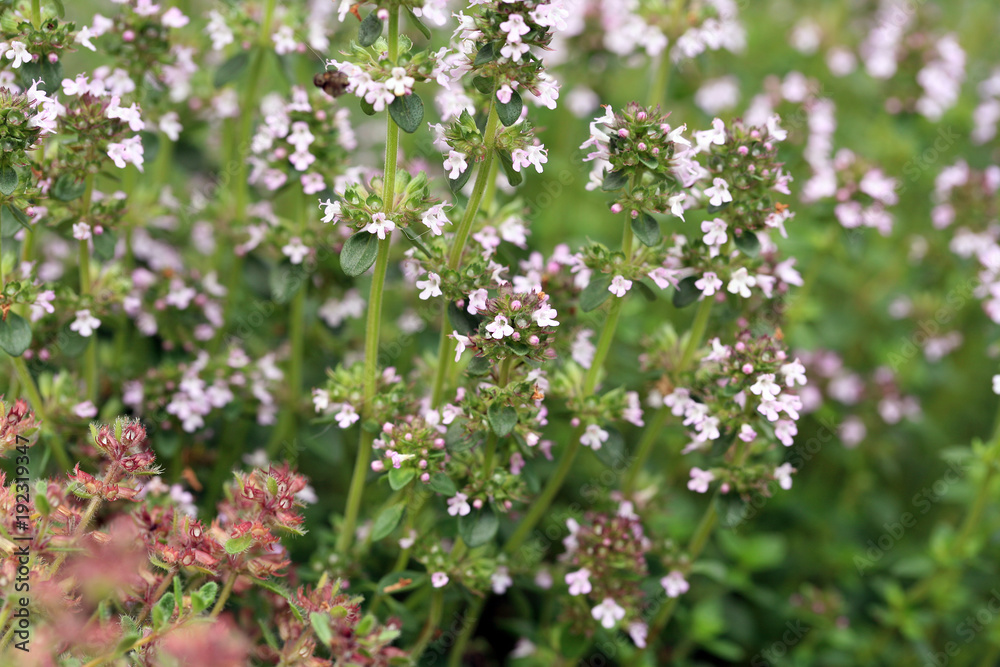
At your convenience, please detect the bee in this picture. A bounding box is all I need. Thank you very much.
[313,69,350,99]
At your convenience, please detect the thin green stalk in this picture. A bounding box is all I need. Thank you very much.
[679,297,713,371]
[31,0,40,26]
[210,570,239,618]
[49,496,101,574]
[11,356,70,470]
[505,223,634,554]
[447,596,485,667]
[409,589,444,662]
[430,103,502,408]
[647,52,672,108]
[622,407,669,495]
[78,174,97,402]
[336,6,400,556]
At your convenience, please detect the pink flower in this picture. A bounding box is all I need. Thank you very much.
[565,568,592,596]
[687,467,714,493]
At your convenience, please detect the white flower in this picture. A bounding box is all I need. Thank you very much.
[365,212,396,239]
[452,331,471,361]
[499,13,530,42]
[75,27,98,52]
[609,275,632,297]
[312,389,331,413]
[533,303,559,327]
[511,145,548,173]
[565,568,592,596]
[5,41,31,69]
[695,272,723,296]
[443,151,468,180]
[158,112,183,141]
[766,113,787,141]
[775,419,797,446]
[701,217,728,249]
[660,570,690,597]
[591,598,626,629]
[399,529,417,549]
[334,403,360,428]
[467,289,489,315]
[431,571,449,588]
[749,373,781,401]
[70,309,101,337]
[447,492,471,517]
[206,11,234,50]
[422,203,450,235]
[281,237,309,264]
[72,222,92,241]
[416,272,443,300]
[774,462,795,490]
[580,423,609,450]
[107,136,145,171]
[687,467,714,493]
[273,25,298,54]
[629,622,648,649]
[161,7,190,28]
[386,67,415,97]
[780,358,808,387]
[491,566,513,594]
[485,314,514,339]
[668,192,687,220]
[726,267,756,298]
[704,177,733,207]
[319,198,342,224]
[994,375,1000,395]
[74,401,98,419]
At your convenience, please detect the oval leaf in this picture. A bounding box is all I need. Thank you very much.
[358,12,383,47]
[631,212,661,247]
[496,90,523,127]
[496,150,523,187]
[734,230,761,257]
[458,507,499,548]
[428,472,457,497]
[388,93,424,134]
[341,231,379,277]
[580,276,612,312]
[224,535,253,555]
[474,42,497,67]
[487,403,517,438]
[673,275,702,308]
[52,174,87,202]
[214,51,250,88]
[0,313,32,357]
[1,204,31,238]
[371,504,405,541]
[0,165,19,196]
[388,466,415,491]
[601,169,628,191]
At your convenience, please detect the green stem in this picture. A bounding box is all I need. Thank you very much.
[49,496,101,574]
[31,0,40,26]
[447,596,485,667]
[647,52,672,108]
[336,6,400,556]
[78,174,97,402]
[11,356,70,471]
[505,223,633,554]
[679,297,713,371]
[430,103,502,408]
[409,589,444,662]
[210,570,239,618]
[622,407,669,495]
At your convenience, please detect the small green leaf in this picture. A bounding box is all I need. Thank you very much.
[487,403,517,438]
[388,466,415,490]
[341,231,379,277]
[1,204,31,238]
[0,165,19,196]
[496,150,523,187]
[359,96,376,116]
[448,301,481,337]
[631,212,661,247]
[472,76,494,95]
[458,507,499,548]
[358,12,383,47]
[214,51,250,88]
[449,162,473,193]
[371,504,405,541]
[474,42,497,67]
[593,427,626,467]
[465,356,492,376]
[601,169,628,191]
[93,230,117,262]
[151,593,176,629]
[388,93,424,134]
[224,535,254,554]
[496,90,523,127]
[0,313,32,357]
[52,0,66,17]
[311,611,333,647]
[734,230,761,257]
[428,473,457,497]
[51,174,87,202]
[673,276,702,308]
[580,276,612,312]
[405,7,432,39]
